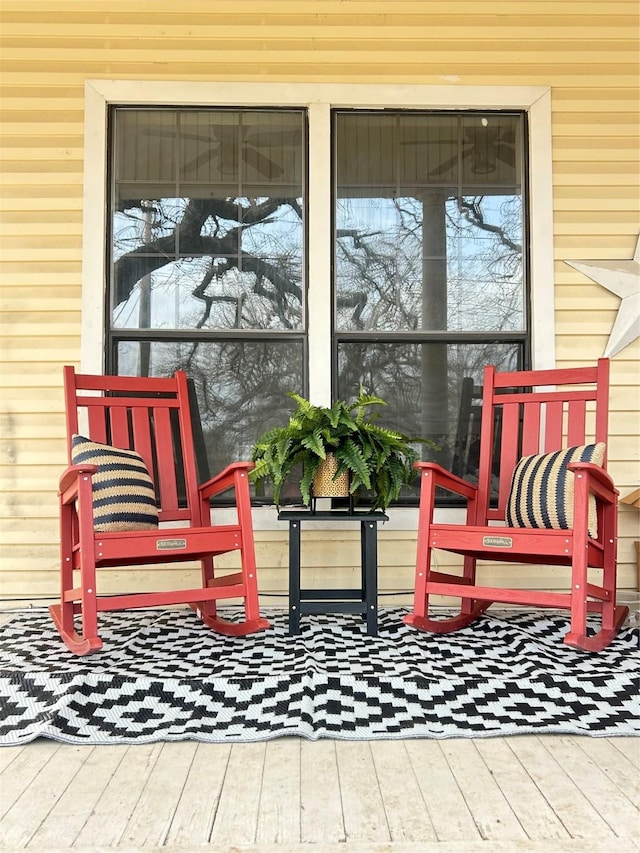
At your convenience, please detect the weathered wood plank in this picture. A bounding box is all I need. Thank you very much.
[0,739,60,819]
[370,739,437,842]
[335,740,390,842]
[16,840,640,853]
[164,741,232,846]
[0,736,638,849]
[545,736,640,839]
[609,735,640,769]
[256,737,301,844]
[208,741,265,845]
[26,745,125,849]
[405,738,482,841]
[474,736,571,841]
[440,738,528,841]
[0,745,24,773]
[72,743,163,847]
[119,740,198,846]
[300,739,344,843]
[0,743,90,848]
[507,736,617,841]
[575,737,640,804]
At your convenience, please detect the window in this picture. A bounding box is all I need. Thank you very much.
[87,82,553,510]
[333,110,528,483]
[108,108,307,478]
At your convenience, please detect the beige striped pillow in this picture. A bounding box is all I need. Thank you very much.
[71,435,159,532]
[506,443,605,538]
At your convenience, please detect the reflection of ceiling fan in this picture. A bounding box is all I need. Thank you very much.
[403,124,516,176]
[144,127,302,178]
[429,126,517,176]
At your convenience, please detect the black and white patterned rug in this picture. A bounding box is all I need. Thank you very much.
[1,607,638,745]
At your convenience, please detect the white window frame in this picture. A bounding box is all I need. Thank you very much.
[82,80,554,529]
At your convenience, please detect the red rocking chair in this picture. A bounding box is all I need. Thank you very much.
[51,366,270,654]
[404,358,628,652]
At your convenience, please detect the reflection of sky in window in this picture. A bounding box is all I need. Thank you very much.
[113,258,208,328]
[239,197,303,257]
[113,196,304,261]
[112,196,304,330]
[336,193,523,332]
[200,213,240,243]
[112,198,186,261]
[113,258,302,331]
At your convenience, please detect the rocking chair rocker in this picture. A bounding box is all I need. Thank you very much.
[404,359,628,652]
[51,366,270,654]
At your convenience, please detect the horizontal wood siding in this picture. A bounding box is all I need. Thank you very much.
[1,0,638,605]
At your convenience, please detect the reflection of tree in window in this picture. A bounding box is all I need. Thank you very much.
[113,197,304,329]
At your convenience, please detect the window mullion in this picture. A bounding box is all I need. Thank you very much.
[307,101,332,407]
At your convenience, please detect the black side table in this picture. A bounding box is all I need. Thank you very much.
[277,509,388,636]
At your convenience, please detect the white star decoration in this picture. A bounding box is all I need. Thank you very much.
[566,235,640,358]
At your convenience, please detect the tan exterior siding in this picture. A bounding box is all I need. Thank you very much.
[1,0,638,606]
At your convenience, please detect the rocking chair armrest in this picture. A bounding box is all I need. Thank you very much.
[199,461,256,499]
[58,463,98,503]
[413,461,478,500]
[567,461,618,502]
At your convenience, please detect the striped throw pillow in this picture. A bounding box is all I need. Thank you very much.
[506,442,605,538]
[71,435,159,532]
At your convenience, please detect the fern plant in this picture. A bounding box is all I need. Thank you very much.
[250,388,436,511]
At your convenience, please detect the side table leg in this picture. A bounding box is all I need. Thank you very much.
[362,520,378,636]
[289,520,301,635]
[360,520,367,612]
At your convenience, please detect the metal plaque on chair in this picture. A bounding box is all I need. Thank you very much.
[483,535,513,548]
[156,538,187,550]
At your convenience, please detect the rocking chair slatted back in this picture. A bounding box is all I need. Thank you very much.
[478,360,610,522]
[64,366,199,522]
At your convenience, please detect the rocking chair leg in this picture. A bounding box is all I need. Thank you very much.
[405,599,492,633]
[49,603,103,655]
[407,532,432,621]
[600,500,620,634]
[404,549,491,633]
[191,603,270,636]
[196,555,218,621]
[564,527,629,651]
[52,503,103,655]
[460,555,479,617]
[190,553,270,637]
[51,586,102,656]
[564,604,628,652]
[565,535,592,649]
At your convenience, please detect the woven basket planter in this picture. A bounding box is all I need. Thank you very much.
[312,453,350,498]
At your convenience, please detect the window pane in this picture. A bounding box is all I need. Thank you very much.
[337,341,521,486]
[335,112,525,333]
[113,197,179,262]
[460,115,521,184]
[178,110,304,191]
[111,109,306,332]
[115,110,177,184]
[444,194,523,331]
[112,240,303,332]
[116,339,304,477]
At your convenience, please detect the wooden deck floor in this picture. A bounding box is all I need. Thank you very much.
[0,735,638,852]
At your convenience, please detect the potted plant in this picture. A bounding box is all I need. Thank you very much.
[250,388,435,511]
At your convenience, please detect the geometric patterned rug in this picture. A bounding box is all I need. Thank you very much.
[1,607,638,745]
